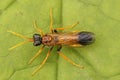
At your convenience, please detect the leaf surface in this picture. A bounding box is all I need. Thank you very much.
[0,0,120,80]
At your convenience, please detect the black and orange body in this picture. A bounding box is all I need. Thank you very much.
[8,8,95,76]
[33,31,94,46]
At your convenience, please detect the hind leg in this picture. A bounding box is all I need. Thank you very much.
[57,46,84,69]
[54,21,79,31]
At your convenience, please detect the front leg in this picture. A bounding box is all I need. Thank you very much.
[32,46,54,76]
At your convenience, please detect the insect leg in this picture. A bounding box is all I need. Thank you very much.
[32,46,54,76]
[70,44,82,47]
[34,20,44,36]
[54,21,79,31]
[57,46,84,69]
[28,45,45,64]
[7,30,33,50]
[49,8,54,33]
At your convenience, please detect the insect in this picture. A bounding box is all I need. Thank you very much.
[7,9,95,76]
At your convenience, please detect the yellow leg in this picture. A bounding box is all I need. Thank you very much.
[49,8,79,33]
[32,46,54,76]
[7,30,33,50]
[58,51,84,69]
[34,20,44,36]
[28,45,45,64]
[50,8,54,33]
[55,21,79,31]
[70,44,82,47]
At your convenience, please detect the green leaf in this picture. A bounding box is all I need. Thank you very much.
[0,0,120,80]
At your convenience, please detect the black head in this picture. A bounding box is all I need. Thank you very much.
[33,34,42,46]
[78,31,95,45]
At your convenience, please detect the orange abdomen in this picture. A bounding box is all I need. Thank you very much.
[42,32,79,46]
[42,31,94,46]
